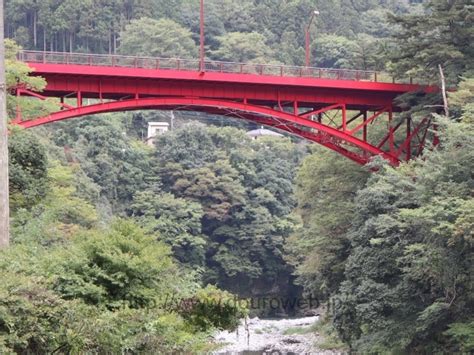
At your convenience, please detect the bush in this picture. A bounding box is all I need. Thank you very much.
[0,272,94,353]
[0,220,239,353]
[178,285,248,332]
[46,220,180,309]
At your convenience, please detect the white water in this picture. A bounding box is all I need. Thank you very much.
[213,316,342,354]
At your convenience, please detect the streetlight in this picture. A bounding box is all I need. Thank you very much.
[199,0,205,72]
[305,10,319,67]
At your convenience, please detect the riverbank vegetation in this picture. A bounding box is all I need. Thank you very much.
[288,0,473,352]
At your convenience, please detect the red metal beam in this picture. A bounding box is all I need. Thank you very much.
[16,97,400,166]
[395,118,429,158]
[376,120,404,149]
[209,113,370,165]
[337,111,364,130]
[299,103,344,118]
[348,107,389,135]
[416,119,431,156]
[16,88,74,109]
[26,63,433,105]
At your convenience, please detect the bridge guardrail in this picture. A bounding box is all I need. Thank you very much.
[18,50,414,84]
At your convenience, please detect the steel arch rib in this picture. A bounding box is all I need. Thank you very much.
[17,97,399,165]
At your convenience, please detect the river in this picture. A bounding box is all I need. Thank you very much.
[213,316,343,354]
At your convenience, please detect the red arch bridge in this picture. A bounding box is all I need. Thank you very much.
[12,50,439,166]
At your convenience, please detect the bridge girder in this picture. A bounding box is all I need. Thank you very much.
[12,51,438,166]
[13,95,432,166]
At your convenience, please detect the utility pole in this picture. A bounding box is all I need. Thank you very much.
[438,64,449,117]
[0,0,9,248]
[199,0,205,72]
[305,10,319,67]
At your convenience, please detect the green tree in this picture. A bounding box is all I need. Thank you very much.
[312,35,358,69]
[286,147,369,299]
[12,163,98,245]
[46,220,179,309]
[1,219,237,353]
[5,39,58,121]
[152,124,305,310]
[130,191,207,267]
[8,130,48,210]
[118,17,197,58]
[388,0,474,83]
[210,32,275,63]
[449,77,474,122]
[332,117,474,352]
[51,115,153,210]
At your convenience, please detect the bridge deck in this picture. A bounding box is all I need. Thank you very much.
[21,50,388,82]
[19,50,432,112]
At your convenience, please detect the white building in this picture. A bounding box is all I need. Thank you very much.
[147,122,169,146]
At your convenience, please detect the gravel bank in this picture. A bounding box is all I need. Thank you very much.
[213,316,343,354]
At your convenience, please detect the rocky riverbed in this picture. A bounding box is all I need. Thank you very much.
[213,316,343,354]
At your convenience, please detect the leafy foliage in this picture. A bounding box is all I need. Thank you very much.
[130,191,207,267]
[150,124,306,304]
[8,130,48,209]
[12,163,98,245]
[5,39,58,121]
[179,285,248,332]
[51,116,152,210]
[47,220,178,309]
[6,0,474,351]
[388,0,473,83]
[210,32,275,63]
[286,147,369,299]
[1,219,224,353]
[331,117,474,352]
[119,17,197,58]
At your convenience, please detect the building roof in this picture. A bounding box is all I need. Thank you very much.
[246,128,284,138]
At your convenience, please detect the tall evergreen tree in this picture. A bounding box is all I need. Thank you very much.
[388,0,473,83]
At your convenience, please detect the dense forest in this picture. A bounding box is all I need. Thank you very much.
[2,0,473,353]
[7,0,431,72]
